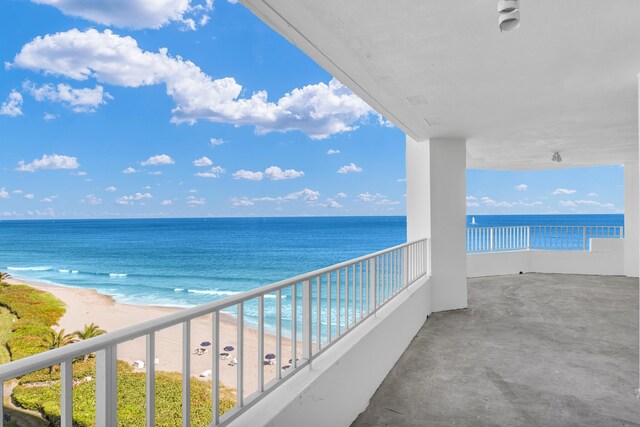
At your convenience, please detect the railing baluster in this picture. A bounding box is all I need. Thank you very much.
[369,257,377,313]
[182,321,191,427]
[61,358,73,427]
[96,345,117,427]
[344,267,349,329]
[326,273,331,342]
[237,303,244,406]
[258,295,264,392]
[276,290,282,379]
[359,262,363,320]
[212,312,219,425]
[146,332,155,427]
[316,277,321,350]
[336,270,341,335]
[352,264,356,325]
[302,280,312,363]
[291,285,297,369]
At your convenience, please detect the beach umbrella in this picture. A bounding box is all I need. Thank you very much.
[223,345,234,352]
[200,341,211,347]
[265,353,276,360]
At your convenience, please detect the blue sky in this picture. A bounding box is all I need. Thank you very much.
[0,0,623,218]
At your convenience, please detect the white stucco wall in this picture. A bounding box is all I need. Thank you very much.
[232,275,432,427]
[467,239,625,277]
[624,161,639,277]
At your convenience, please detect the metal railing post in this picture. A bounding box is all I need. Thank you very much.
[490,228,494,251]
[583,226,587,251]
[402,246,408,288]
[302,279,312,362]
[368,257,377,313]
[96,345,117,427]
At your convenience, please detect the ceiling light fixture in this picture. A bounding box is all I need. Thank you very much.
[551,152,562,163]
[498,0,520,32]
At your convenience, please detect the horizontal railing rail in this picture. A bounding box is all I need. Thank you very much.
[0,238,429,427]
[466,225,624,253]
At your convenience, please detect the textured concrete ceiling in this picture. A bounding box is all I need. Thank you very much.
[242,0,640,170]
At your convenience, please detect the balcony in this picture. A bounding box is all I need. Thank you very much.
[353,273,639,426]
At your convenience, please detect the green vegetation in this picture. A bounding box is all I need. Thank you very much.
[0,273,237,425]
[0,306,16,364]
[13,360,236,427]
[0,282,66,361]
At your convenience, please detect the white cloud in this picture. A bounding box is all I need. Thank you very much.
[24,194,35,199]
[161,199,173,206]
[12,189,23,194]
[357,192,385,202]
[40,195,58,203]
[76,171,87,176]
[0,188,9,199]
[24,81,111,112]
[122,167,137,174]
[552,188,576,195]
[559,199,615,209]
[192,156,212,167]
[253,188,320,204]
[376,199,400,205]
[186,195,205,206]
[559,200,577,207]
[194,165,224,178]
[16,154,79,172]
[0,90,23,117]
[82,194,102,205]
[327,149,340,155]
[116,192,152,205]
[466,195,476,200]
[209,138,224,146]
[231,197,254,207]
[148,171,162,175]
[397,178,406,183]
[515,184,528,192]
[188,189,198,193]
[105,186,117,192]
[30,0,213,30]
[43,112,58,120]
[588,192,599,197]
[233,170,264,181]
[481,197,514,208]
[324,198,343,209]
[337,163,363,174]
[11,29,373,139]
[233,166,303,181]
[335,192,348,199]
[600,203,615,209]
[142,185,151,190]
[264,166,304,181]
[466,201,480,207]
[141,154,174,166]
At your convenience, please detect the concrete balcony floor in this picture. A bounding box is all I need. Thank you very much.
[353,273,640,426]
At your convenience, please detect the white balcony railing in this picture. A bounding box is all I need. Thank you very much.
[466,226,624,253]
[0,239,428,426]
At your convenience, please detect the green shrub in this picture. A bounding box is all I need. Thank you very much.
[13,360,236,427]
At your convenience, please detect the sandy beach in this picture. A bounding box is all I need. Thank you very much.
[6,277,297,397]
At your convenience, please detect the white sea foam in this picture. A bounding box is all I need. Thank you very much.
[174,288,185,292]
[109,273,128,278]
[7,266,52,271]
[58,269,70,273]
[71,270,79,274]
[187,289,240,296]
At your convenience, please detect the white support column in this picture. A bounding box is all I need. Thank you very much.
[624,161,639,278]
[407,136,467,312]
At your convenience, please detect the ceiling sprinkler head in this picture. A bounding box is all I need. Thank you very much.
[498,0,520,32]
[551,152,562,163]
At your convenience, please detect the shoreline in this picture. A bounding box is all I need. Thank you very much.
[4,276,294,394]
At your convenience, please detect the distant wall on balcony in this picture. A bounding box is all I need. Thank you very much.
[467,239,625,277]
